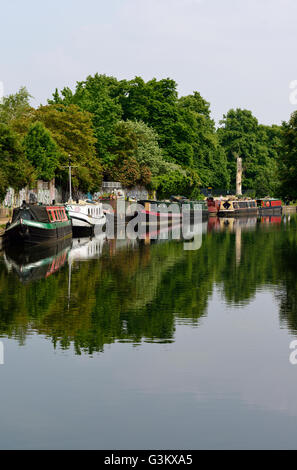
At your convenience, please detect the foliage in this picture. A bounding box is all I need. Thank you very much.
[13,104,102,193]
[49,74,122,167]
[153,168,201,200]
[279,111,297,201]
[23,122,60,181]
[0,87,33,125]
[0,124,33,200]
[218,109,281,195]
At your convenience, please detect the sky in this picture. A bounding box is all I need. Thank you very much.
[0,0,297,125]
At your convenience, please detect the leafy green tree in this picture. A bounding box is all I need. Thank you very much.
[121,120,164,177]
[23,122,60,181]
[154,168,201,199]
[0,124,33,201]
[218,109,280,195]
[106,120,143,187]
[0,87,33,125]
[179,92,229,188]
[117,77,195,166]
[49,74,122,167]
[279,111,297,201]
[12,104,103,193]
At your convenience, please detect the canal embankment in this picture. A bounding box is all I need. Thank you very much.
[283,205,297,214]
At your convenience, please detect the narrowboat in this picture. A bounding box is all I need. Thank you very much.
[66,201,106,237]
[170,196,208,219]
[257,198,282,215]
[138,200,183,226]
[5,203,72,245]
[218,199,258,217]
[137,197,208,225]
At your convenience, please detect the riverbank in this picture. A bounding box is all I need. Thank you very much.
[283,205,297,214]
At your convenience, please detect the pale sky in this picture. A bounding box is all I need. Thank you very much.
[1,0,297,124]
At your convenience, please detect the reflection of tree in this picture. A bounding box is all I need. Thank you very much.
[277,218,297,333]
[0,216,297,353]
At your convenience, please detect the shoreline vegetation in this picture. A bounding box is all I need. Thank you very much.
[0,74,296,204]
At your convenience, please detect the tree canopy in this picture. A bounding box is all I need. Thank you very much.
[0,77,293,202]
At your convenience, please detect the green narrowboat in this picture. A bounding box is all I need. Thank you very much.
[5,203,72,245]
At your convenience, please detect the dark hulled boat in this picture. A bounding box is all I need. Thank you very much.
[137,197,208,225]
[5,203,72,245]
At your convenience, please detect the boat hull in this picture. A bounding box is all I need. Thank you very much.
[218,208,258,217]
[5,219,72,246]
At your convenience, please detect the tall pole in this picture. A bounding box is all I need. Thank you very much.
[236,156,242,196]
[69,161,72,203]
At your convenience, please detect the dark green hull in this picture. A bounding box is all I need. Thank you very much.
[5,218,72,246]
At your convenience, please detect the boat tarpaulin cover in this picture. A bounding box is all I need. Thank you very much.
[12,205,50,223]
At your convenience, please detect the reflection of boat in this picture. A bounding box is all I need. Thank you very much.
[219,217,258,232]
[4,238,71,283]
[5,203,72,245]
[66,201,106,237]
[259,215,282,225]
[68,233,106,263]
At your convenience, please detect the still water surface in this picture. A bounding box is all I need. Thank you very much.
[0,215,297,449]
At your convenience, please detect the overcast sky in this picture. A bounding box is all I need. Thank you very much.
[1,0,296,124]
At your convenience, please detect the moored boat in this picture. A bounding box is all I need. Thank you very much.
[137,197,208,225]
[137,200,183,226]
[66,201,106,237]
[4,203,72,245]
[207,197,221,216]
[257,198,282,215]
[218,198,258,217]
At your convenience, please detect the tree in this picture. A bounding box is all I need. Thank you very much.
[49,74,122,167]
[153,168,201,200]
[117,77,195,167]
[279,111,297,201]
[218,108,280,195]
[12,104,103,193]
[23,122,60,181]
[179,92,230,188]
[0,124,33,201]
[0,87,33,125]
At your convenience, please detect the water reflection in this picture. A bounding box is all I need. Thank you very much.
[0,215,296,354]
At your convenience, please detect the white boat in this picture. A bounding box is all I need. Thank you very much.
[66,201,106,237]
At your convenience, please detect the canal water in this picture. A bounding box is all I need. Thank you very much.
[0,214,297,449]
